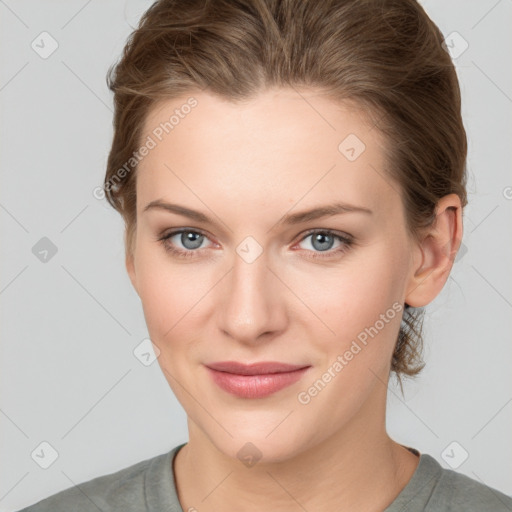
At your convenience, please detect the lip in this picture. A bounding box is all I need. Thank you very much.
[205,361,311,399]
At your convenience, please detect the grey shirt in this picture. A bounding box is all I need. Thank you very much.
[16,443,512,511]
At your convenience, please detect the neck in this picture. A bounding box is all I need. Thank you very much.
[173,384,419,512]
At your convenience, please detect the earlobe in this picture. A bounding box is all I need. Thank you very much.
[405,194,463,308]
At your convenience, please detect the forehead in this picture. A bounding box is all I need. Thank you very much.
[136,88,398,219]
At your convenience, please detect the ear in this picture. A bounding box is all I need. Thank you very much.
[405,193,463,308]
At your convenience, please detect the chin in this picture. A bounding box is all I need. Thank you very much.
[200,421,314,467]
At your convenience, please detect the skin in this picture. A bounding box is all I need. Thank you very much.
[126,88,463,511]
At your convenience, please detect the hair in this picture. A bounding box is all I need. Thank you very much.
[104,0,467,387]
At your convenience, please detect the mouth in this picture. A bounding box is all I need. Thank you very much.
[204,361,311,399]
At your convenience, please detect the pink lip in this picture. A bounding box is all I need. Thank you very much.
[205,361,311,399]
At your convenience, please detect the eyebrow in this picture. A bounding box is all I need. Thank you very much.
[143,200,373,226]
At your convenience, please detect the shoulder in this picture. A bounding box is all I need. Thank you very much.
[390,452,512,512]
[428,457,512,511]
[15,447,180,512]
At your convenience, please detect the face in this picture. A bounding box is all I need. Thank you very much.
[127,88,420,463]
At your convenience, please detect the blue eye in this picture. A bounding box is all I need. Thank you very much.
[171,230,205,250]
[157,228,354,260]
[296,229,353,260]
[158,229,212,258]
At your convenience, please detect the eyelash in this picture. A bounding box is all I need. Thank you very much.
[157,228,354,261]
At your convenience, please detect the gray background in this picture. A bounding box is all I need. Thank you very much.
[1,1,511,510]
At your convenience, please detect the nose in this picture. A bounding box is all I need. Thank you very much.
[217,245,287,345]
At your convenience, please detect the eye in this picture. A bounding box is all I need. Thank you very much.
[157,228,354,261]
[157,229,214,259]
[295,229,354,260]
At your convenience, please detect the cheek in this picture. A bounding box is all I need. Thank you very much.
[295,259,405,422]
[296,245,407,383]
[136,260,205,402]
[135,235,407,355]
[135,249,201,346]
[306,255,403,332]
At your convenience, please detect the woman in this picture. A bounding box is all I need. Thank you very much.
[18,0,512,510]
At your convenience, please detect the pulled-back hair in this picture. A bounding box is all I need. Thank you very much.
[104,0,467,384]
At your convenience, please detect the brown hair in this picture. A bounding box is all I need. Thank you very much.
[104,0,467,385]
